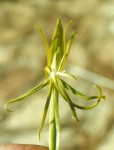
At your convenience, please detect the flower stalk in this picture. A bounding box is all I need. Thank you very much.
[4,19,105,150]
[49,86,60,150]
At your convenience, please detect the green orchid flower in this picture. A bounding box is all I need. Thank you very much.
[4,19,105,150]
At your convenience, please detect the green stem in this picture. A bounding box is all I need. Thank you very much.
[54,87,60,150]
[49,85,60,150]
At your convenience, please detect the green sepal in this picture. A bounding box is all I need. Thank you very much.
[56,78,79,121]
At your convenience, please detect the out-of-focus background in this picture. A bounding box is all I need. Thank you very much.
[0,0,114,150]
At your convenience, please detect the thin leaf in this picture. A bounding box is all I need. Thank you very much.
[38,82,52,140]
[72,85,104,110]
[61,79,105,100]
[63,82,104,110]
[5,79,49,112]
[73,99,100,110]
[93,84,106,100]
[56,78,79,121]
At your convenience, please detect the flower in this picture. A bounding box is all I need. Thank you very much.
[4,19,105,150]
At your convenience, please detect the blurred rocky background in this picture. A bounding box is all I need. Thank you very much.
[0,0,114,150]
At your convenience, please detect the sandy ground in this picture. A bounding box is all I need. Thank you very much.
[0,0,114,150]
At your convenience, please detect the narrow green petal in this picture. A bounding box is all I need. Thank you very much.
[38,27,50,66]
[63,20,72,53]
[4,79,49,112]
[66,31,77,57]
[56,70,77,81]
[59,20,72,71]
[50,19,64,67]
[38,82,52,140]
[52,19,63,54]
[50,36,58,64]
[51,47,60,71]
[38,27,49,53]
[57,55,66,72]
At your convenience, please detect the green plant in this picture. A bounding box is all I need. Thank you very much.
[5,19,105,150]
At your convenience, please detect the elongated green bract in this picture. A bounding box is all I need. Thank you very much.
[4,19,105,150]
